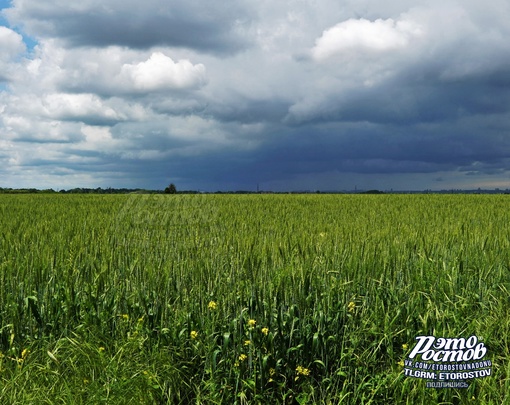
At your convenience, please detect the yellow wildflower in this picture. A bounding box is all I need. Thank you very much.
[190,330,199,340]
[122,314,129,320]
[21,349,29,359]
[347,301,356,312]
[296,365,310,376]
[244,340,251,346]
[247,319,256,327]
[261,327,269,336]
[239,354,248,362]
[398,360,405,367]
[208,301,218,310]
[402,343,409,351]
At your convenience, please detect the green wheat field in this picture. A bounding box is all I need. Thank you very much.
[0,194,509,404]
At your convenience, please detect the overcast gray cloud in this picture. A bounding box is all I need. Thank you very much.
[1,0,510,191]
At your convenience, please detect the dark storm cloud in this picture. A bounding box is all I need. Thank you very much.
[5,0,254,53]
[108,121,195,150]
[287,63,510,126]
[155,117,510,189]
[206,96,292,124]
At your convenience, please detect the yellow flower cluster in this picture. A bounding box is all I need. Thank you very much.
[261,327,269,336]
[247,319,256,327]
[239,354,248,362]
[208,301,218,310]
[347,301,356,312]
[15,348,30,365]
[296,365,310,376]
[190,330,199,340]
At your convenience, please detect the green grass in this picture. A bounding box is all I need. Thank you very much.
[0,194,509,404]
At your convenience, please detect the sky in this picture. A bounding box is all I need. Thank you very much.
[1,0,510,191]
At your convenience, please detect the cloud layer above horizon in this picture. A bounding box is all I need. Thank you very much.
[1,0,510,191]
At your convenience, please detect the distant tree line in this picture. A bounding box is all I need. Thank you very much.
[2,185,508,195]
[0,188,58,194]
[60,187,158,194]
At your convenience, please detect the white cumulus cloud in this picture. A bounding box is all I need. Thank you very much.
[312,17,422,60]
[118,52,207,92]
[42,93,124,122]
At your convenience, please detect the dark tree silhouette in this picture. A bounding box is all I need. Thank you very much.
[164,183,177,194]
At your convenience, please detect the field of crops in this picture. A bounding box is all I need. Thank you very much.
[0,194,509,404]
